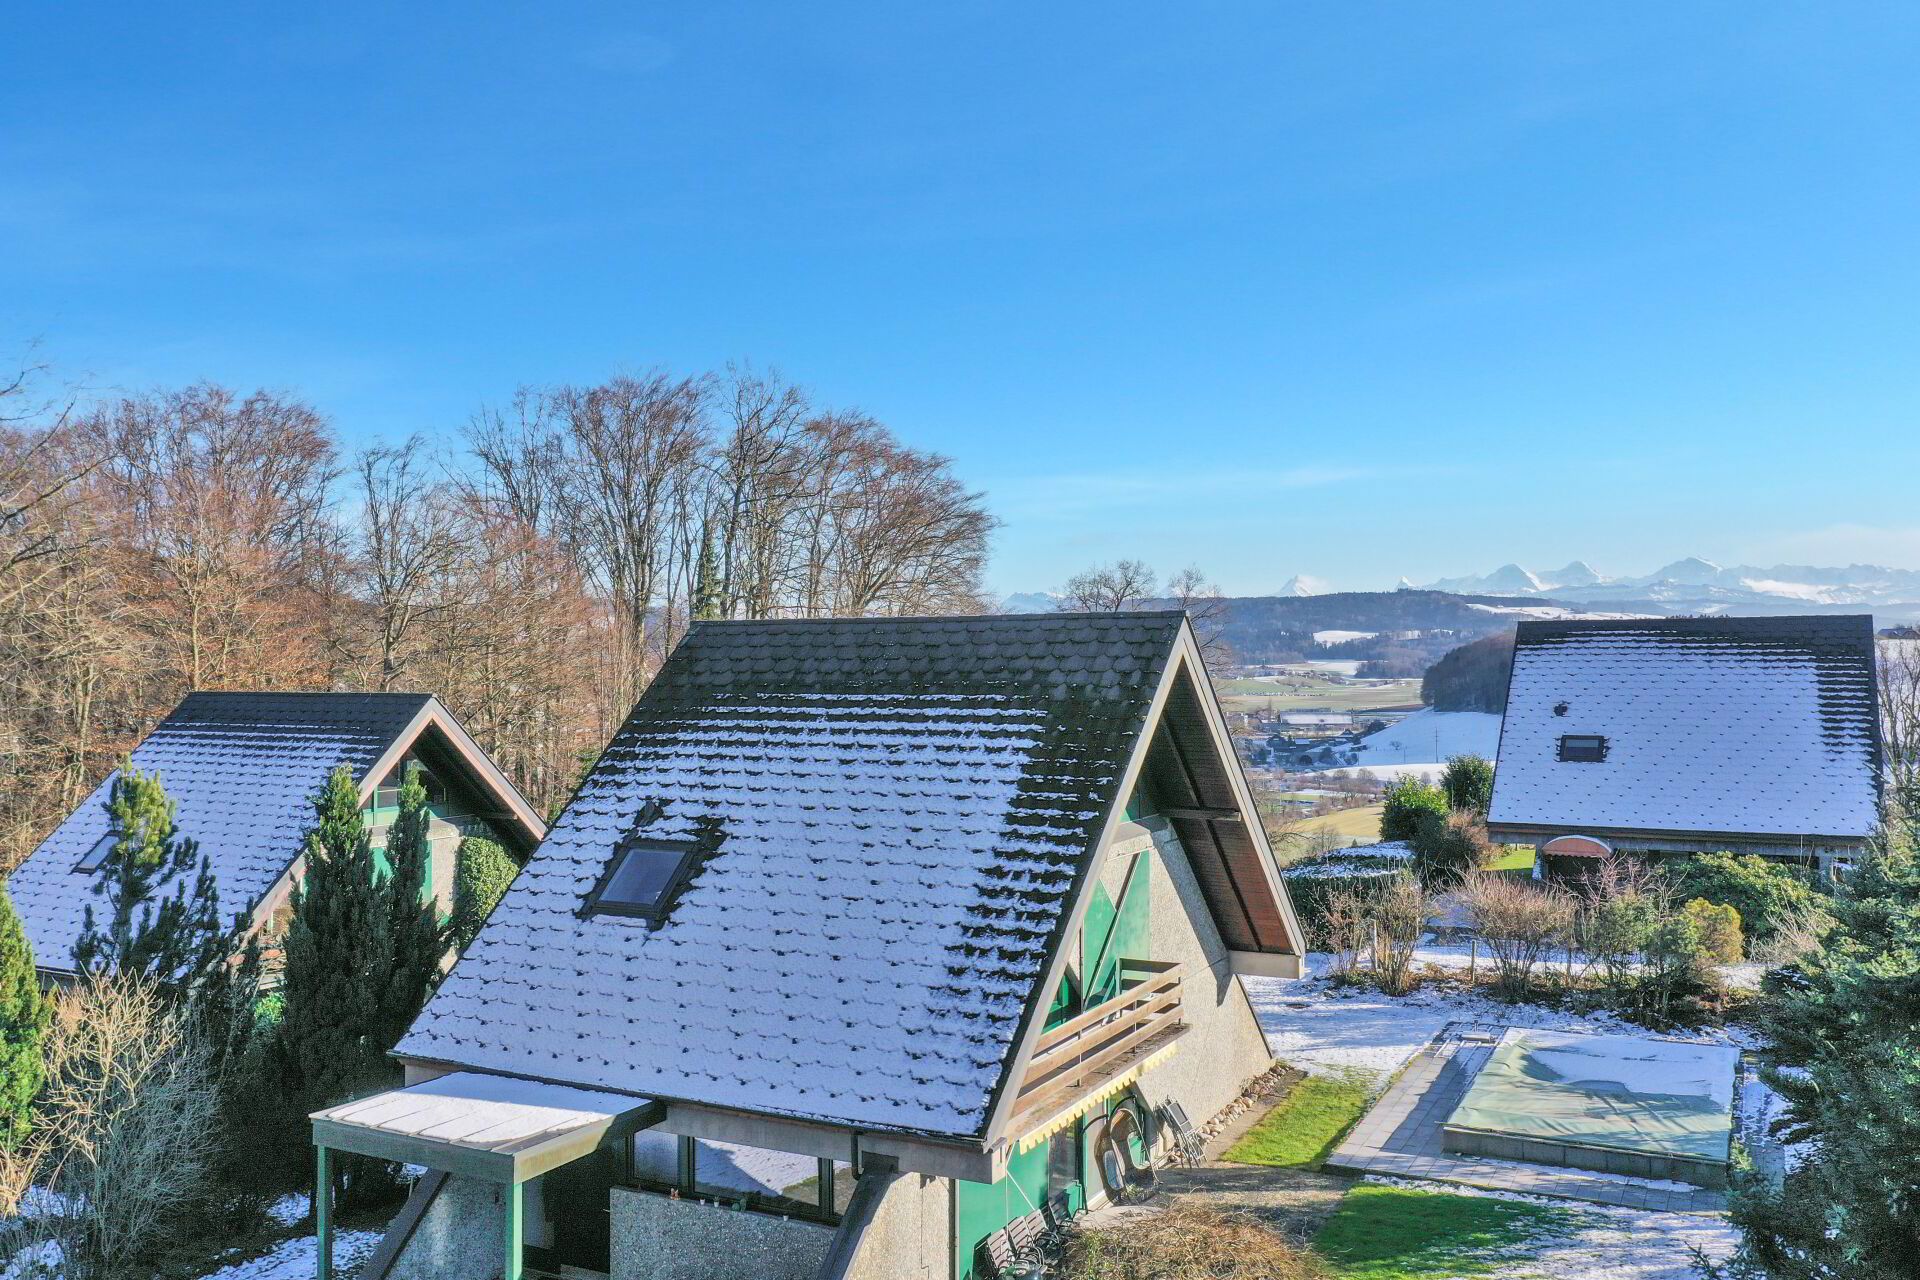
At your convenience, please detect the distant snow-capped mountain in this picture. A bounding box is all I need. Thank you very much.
[1000,591,1064,613]
[1276,574,1331,597]
[1419,559,1920,611]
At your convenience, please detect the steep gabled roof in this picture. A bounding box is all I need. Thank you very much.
[1488,615,1882,843]
[9,692,544,975]
[398,612,1294,1142]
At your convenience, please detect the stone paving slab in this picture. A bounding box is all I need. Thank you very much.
[1325,1021,1729,1215]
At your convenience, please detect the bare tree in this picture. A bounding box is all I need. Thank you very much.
[0,354,94,606]
[74,384,343,692]
[466,373,711,708]
[356,437,466,690]
[1057,559,1158,612]
[1165,563,1234,669]
[1879,638,1920,837]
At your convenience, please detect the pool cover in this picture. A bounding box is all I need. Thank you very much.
[1445,1028,1739,1163]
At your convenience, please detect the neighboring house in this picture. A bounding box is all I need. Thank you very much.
[9,692,547,981]
[311,613,1305,1280]
[1487,616,1882,874]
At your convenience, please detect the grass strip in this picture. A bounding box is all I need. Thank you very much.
[1222,1070,1374,1169]
[1315,1184,1581,1280]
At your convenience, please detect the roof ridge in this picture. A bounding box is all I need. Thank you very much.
[688,610,1190,624]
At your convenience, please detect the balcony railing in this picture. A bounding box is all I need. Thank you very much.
[1006,960,1187,1138]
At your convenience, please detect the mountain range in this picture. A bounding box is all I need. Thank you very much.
[1416,559,1920,611]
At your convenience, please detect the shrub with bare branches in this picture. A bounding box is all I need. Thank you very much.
[13,975,222,1277]
[1462,873,1574,998]
[1367,877,1431,996]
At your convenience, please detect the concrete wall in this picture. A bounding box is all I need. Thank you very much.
[841,1171,951,1280]
[387,1175,506,1280]
[610,1186,834,1280]
[1122,819,1276,1146]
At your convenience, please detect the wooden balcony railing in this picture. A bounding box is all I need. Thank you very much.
[1006,960,1187,1138]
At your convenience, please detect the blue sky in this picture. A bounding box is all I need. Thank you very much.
[5,4,1918,596]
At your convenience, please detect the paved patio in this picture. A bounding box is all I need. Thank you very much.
[1324,1021,1729,1214]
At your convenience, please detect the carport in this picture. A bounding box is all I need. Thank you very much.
[309,1071,661,1280]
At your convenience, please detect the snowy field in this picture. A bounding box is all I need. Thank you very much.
[1341,708,1502,768]
[1246,963,1752,1279]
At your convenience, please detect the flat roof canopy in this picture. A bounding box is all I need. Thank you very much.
[311,1071,662,1184]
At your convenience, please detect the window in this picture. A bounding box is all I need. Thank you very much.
[625,1132,849,1222]
[583,836,702,922]
[1557,734,1609,763]
[75,833,117,873]
[1046,1127,1080,1200]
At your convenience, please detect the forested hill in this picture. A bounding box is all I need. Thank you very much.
[1202,590,1532,665]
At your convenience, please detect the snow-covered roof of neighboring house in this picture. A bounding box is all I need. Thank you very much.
[10,692,545,975]
[1488,616,1881,845]
[398,612,1300,1143]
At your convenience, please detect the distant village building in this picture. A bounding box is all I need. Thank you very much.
[310,613,1305,1280]
[1279,713,1353,729]
[1487,616,1882,875]
[10,692,546,981]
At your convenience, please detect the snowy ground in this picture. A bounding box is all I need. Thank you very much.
[195,1230,381,1280]
[1244,957,1759,1082]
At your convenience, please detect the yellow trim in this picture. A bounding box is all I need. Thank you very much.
[1011,1043,1180,1153]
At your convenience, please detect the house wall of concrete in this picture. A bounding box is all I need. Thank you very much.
[840,1171,952,1280]
[386,1175,504,1280]
[1124,819,1276,1143]
[609,1187,834,1280]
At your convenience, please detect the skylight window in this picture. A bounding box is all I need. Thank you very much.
[75,833,118,873]
[1557,734,1609,763]
[583,836,702,922]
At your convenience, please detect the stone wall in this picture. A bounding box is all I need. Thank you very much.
[1126,820,1277,1149]
[841,1171,951,1280]
[610,1186,835,1280]
[386,1175,506,1280]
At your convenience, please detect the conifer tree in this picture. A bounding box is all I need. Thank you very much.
[376,762,444,1050]
[72,763,226,984]
[1719,842,1920,1279]
[0,884,49,1151]
[276,764,390,1117]
[691,526,724,621]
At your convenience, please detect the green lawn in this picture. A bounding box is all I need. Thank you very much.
[1486,845,1536,873]
[1222,1071,1374,1169]
[1315,1185,1582,1280]
[1285,803,1386,841]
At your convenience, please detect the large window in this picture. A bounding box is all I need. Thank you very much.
[584,838,702,923]
[625,1132,852,1222]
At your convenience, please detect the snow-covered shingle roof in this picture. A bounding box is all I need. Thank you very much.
[398,613,1189,1141]
[1488,616,1881,843]
[9,692,530,974]
[12,693,429,971]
